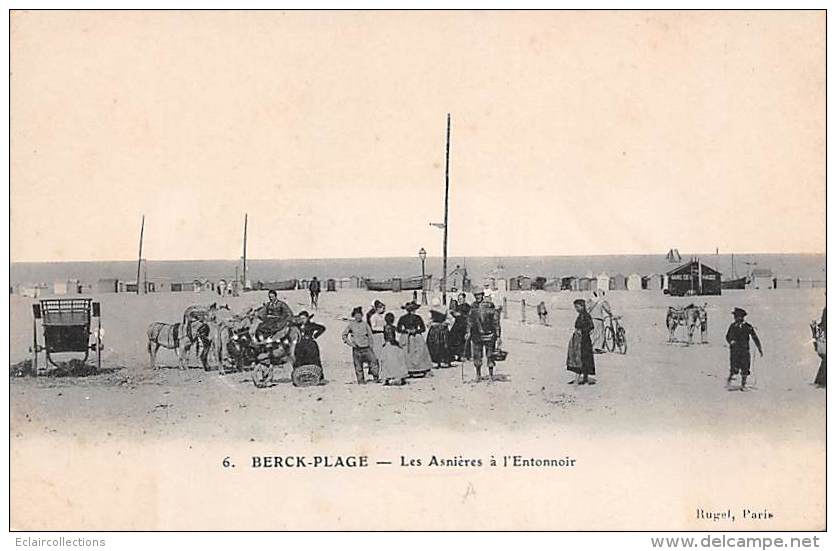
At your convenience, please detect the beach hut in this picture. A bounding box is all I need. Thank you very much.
[773,277,797,289]
[96,278,118,293]
[518,276,532,291]
[666,260,722,296]
[748,269,774,290]
[610,273,627,291]
[448,265,471,293]
[812,279,826,288]
[596,272,610,292]
[578,277,591,292]
[560,276,578,291]
[643,275,663,290]
[626,273,642,291]
[544,278,562,292]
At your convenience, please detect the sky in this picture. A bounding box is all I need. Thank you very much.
[10,10,825,262]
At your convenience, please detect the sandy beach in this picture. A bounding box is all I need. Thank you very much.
[9,287,826,530]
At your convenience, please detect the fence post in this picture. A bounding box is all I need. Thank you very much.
[521,299,526,323]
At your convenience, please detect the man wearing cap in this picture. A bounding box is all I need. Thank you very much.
[466,288,502,381]
[342,306,380,384]
[725,307,764,390]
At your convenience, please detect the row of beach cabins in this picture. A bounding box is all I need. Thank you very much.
[10,267,826,299]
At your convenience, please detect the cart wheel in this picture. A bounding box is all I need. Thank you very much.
[616,327,627,354]
[252,364,271,388]
[604,326,615,352]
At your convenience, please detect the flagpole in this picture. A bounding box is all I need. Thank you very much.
[442,113,451,305]
[135,215,144,296]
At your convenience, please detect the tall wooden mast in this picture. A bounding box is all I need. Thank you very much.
[242,213,248,289]
[442,113,451,305]
[135,215,145,295]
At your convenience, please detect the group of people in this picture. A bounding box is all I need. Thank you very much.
[246,284,825,393]
[342,288,504,385]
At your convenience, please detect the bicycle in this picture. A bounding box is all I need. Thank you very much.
[604,315,627,354]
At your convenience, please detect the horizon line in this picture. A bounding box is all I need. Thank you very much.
[10,250,828,265]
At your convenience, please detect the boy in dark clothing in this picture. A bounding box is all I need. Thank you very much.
[309,277,321,309]
[725,307,764,390]
[466,289,502,381]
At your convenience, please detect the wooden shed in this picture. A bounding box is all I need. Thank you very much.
[666,260,722,296]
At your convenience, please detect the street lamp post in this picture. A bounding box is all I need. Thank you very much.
[418,247,427,305]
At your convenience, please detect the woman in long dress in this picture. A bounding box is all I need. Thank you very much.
[396,301,433,377]
[426,299,451,368]
[567,299,596,385]
[379,312,408,385]
[293,310,326,383]
[447,298,468,363]
[366,300,387,359]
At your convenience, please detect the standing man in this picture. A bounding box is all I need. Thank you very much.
[308,276,321,309]
[466,288,502,381]
[725,307,764,390]
[342,306,380,384]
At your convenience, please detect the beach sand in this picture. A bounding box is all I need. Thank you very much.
[9,288,826,530]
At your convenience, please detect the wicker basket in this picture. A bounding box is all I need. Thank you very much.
[292,364,324,387]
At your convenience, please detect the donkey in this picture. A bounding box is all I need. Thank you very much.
[147,320,211,370]
[666,303,708,345]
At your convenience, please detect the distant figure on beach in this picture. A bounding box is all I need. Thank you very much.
[342,306,380,384]
[379,312,408,386]
[725,307,764,391]
[537,301,549,325]
[567,298,596,385]
[467,288,502,382]
[308,277,321,309]
[426,298,451,368]
[813,303,826,388]
[294,310,325,380]
[397,301,433,377]
[252,290,295,341]
[367,300,387,358]
[588,290,612,353]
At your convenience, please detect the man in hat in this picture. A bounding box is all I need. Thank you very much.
[466,288,502,381]
[308,276,321,309]
[342,306,379,384]
[725,307,763,390]
[252,290,295,341]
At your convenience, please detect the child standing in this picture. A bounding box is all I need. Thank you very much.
[342,306,380,384]
[379,312,408,385]
[725,307,764,390]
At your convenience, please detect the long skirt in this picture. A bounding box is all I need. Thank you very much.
[426,323,450,365]
[371,333,385,358]
[379,343,408,381]
[591,318,605,351]
[400,333,433,376]
[294,336,322,368]
[566,331,595,376]
[449,318,468,358]
[814,358,826,387]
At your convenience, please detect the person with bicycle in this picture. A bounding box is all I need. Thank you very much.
[588,289,613,353]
